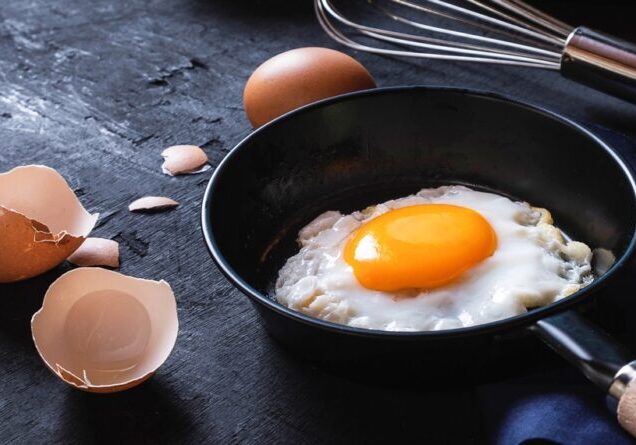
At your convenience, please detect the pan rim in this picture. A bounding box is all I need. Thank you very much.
[201,85,636,339]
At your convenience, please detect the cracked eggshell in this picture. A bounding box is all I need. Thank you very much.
[0,165,98,283]
[128,196,179,212]
[67,237,120,268]
[161,145,210,176]
[31,268,178,393]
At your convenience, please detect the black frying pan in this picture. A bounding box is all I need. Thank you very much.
[201,87,636,431]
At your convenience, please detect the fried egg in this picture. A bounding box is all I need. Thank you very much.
[275,186,593,331]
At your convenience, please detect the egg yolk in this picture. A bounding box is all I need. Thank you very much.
[344,204,497,291]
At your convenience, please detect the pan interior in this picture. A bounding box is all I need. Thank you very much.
[205,87,636,324]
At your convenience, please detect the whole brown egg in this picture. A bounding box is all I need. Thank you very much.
[243,47,376,127]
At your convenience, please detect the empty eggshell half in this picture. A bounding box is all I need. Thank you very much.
[161,145,210,176]
[31,268,178,393]
[129,196,179,212]
[0,165,98,283]
[67,237,120,268]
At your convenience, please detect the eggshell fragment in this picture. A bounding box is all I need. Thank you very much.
[0,165,98,283]
[161,145,210,176]
[67,238,120,268]
[244,47,376,127]
[129,196,179,212]
[31,268,178,393]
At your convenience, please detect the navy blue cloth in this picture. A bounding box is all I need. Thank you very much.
[477,368,634,444]
[476,125,636,445]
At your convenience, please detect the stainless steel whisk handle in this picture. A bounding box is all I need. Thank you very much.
[562,27,636,103]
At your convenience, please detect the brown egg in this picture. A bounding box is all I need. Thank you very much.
[244,47,376,127]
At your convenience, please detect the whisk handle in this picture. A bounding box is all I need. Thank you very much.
[561,27,636,103]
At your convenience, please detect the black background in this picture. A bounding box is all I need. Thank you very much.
[1,1,636,443]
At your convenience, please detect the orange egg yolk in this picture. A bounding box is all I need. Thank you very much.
[344,204,497,291]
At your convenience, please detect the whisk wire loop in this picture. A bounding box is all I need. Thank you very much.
[316,0,572,69]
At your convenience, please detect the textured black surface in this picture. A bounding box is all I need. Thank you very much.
[1,1,636,443]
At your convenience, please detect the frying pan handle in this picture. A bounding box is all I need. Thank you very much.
[561,27,636,103]
[530,310,636,436]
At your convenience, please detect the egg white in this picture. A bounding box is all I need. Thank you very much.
[275,186,593,331]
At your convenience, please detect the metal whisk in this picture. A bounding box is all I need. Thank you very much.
[316,0,636,102]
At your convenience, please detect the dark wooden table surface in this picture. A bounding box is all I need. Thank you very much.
[1,1,636,443]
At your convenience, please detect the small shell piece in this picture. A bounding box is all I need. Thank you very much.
[0,165,98,283]
[161,145,210,176]
[128,196,179,212]
[31,268,178,393]
[67,238,120,268]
